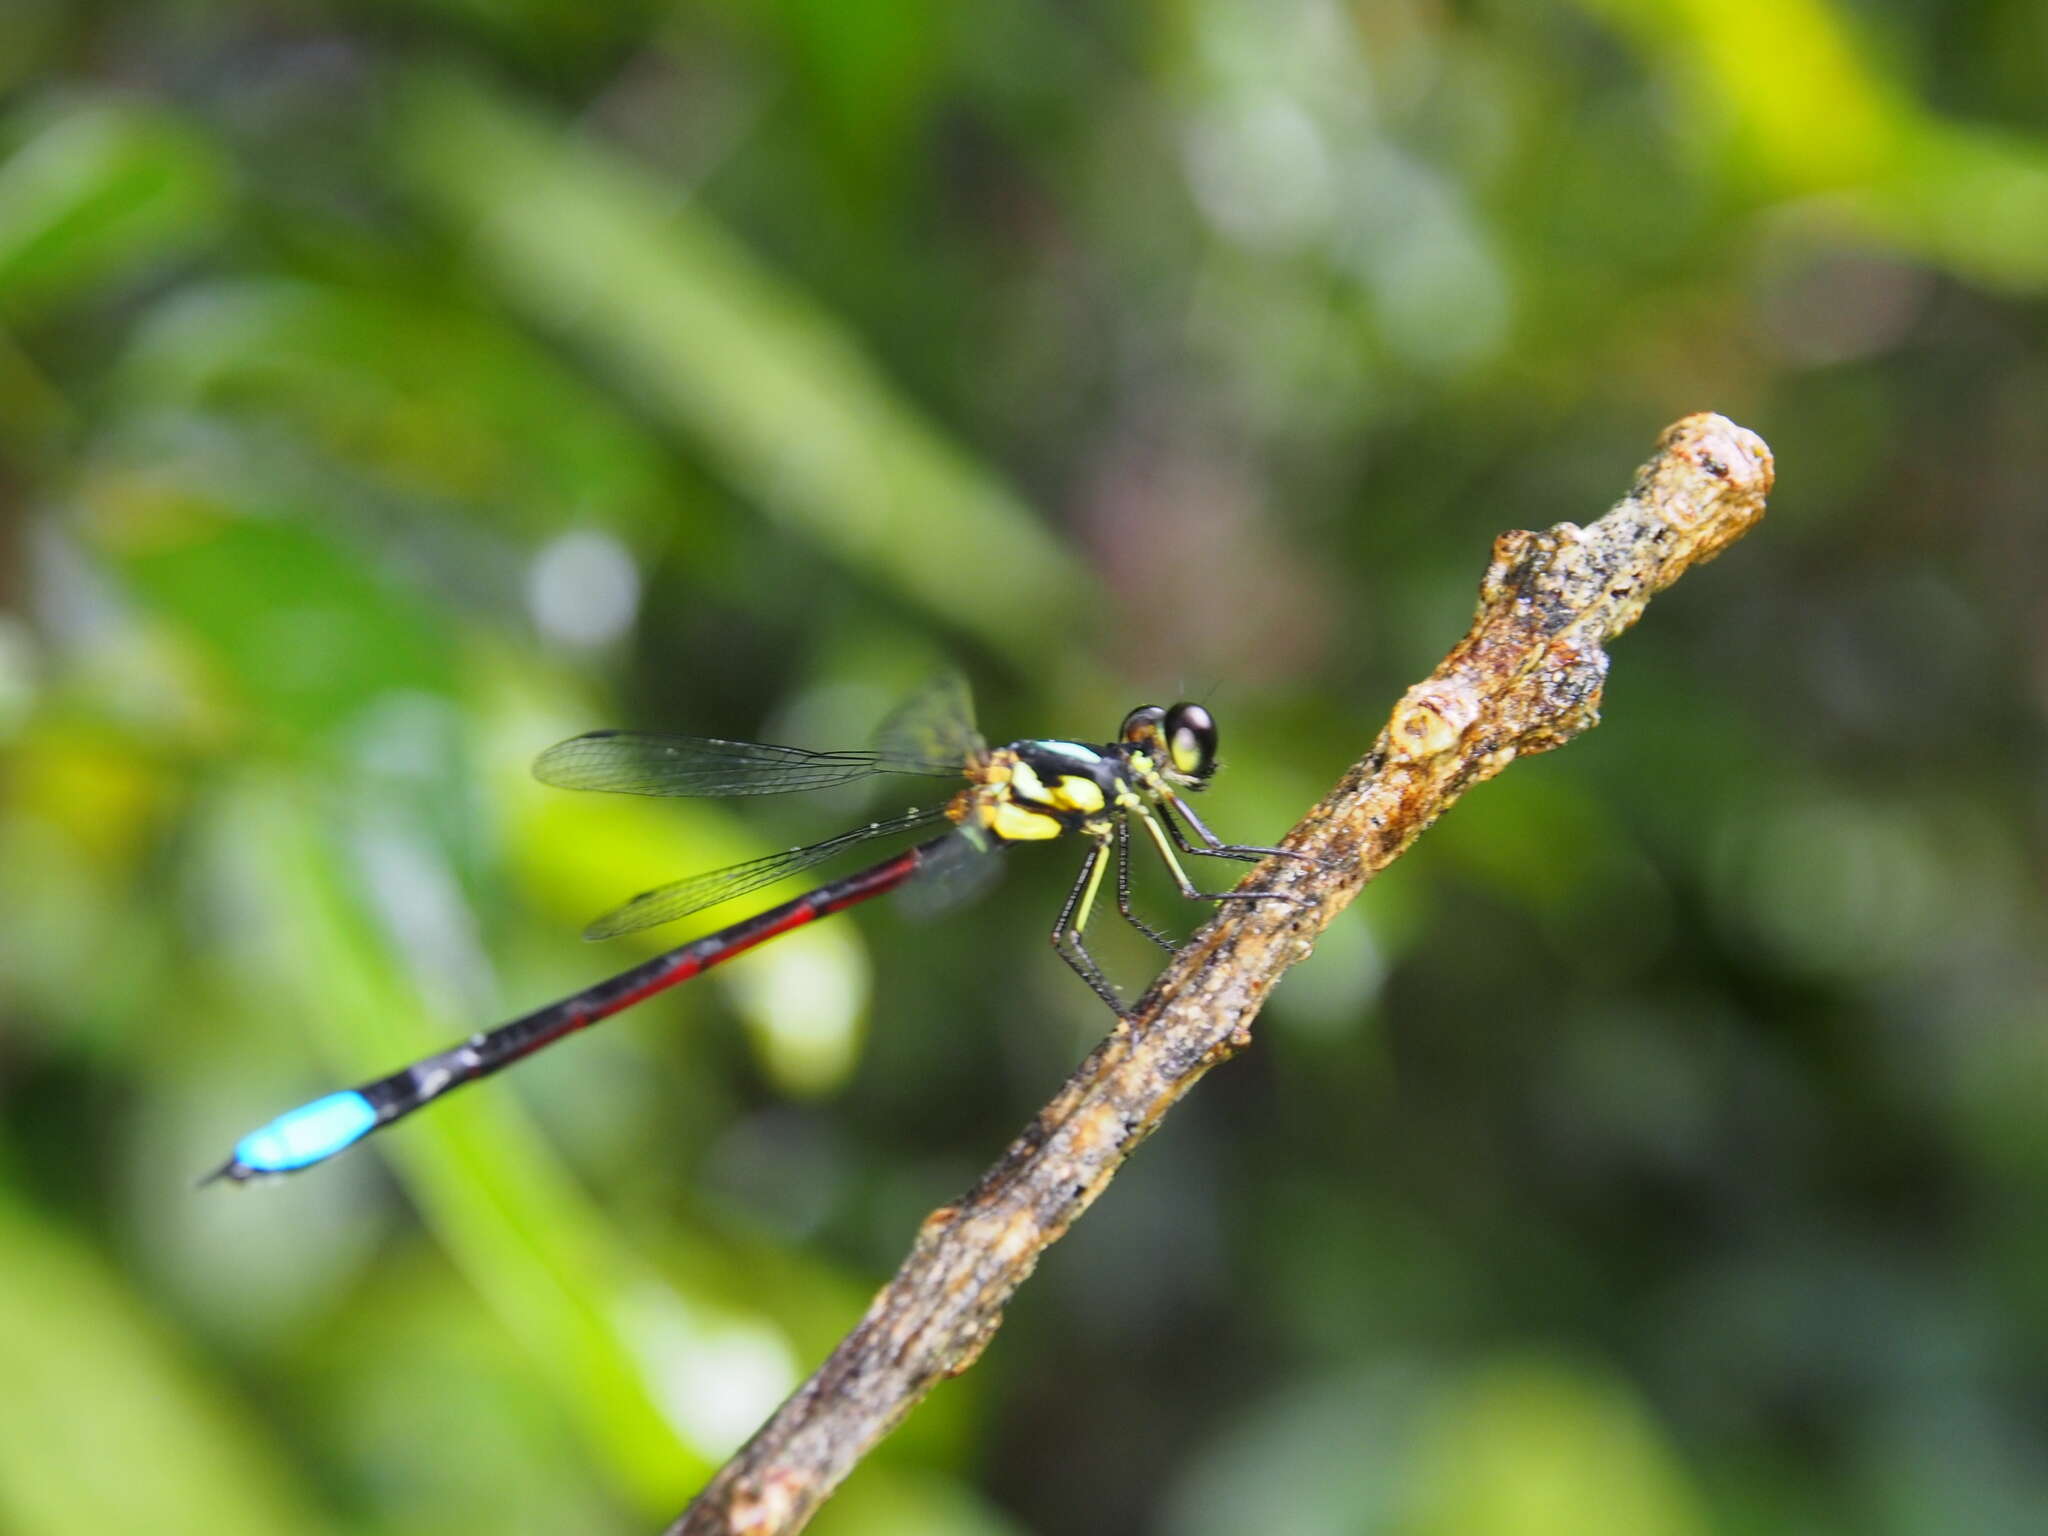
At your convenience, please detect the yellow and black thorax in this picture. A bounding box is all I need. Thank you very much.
[947,702,1221,847]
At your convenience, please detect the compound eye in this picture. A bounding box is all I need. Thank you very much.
[1120,704,1166,744]
[1162,702,1218,780]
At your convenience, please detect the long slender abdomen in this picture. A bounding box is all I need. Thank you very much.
[211,842,936,1182]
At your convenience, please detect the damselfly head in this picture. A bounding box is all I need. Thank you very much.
[1120,702,1219,785]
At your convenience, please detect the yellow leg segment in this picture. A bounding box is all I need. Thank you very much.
[1072,835,1111,931]
[1135,807,1202,896]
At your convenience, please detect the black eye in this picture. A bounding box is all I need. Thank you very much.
[1120,705,1166,744]
[1162,702,1218,780]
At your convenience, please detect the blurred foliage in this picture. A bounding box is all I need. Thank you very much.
[2,2,2045,1533]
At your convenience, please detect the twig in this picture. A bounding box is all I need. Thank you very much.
[667,413,1774,1536]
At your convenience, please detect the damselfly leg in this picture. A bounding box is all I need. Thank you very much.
[1051,832,1125,1014]
[1114,817,1181,954]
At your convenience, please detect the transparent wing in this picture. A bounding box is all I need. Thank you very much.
[892,825,1007,921]
[583,806,953,940]
[873,673,985,774]
[535,731,958,798]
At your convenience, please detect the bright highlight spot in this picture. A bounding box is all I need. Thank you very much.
[528,529,641,648]
[1184,92,1335,250]
[625,1288,799,1458]
[721,925,868,1098]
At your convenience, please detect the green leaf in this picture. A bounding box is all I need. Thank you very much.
[0,1190,329,1536]
[116,280,678,534]
[392,71,1089,659]
[0,98,228,320]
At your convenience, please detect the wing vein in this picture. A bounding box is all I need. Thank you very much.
[535,732,959,797]
[583,806,953,940]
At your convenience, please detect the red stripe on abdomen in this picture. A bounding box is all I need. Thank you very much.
[569,844,925,1024]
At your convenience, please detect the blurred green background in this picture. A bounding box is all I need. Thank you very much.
[2,2,2045,1533]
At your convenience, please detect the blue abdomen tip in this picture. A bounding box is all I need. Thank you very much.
[233,1091,378,1172]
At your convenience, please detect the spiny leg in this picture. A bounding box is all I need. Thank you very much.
[1050,833,1125,1014]
[1160,795,1315,865]
[1135,805,1312,912]
[1114,815,1179,953]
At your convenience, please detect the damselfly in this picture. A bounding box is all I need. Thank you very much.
[210,676,1304,1182]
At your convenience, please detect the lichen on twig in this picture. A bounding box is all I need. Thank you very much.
[668,412,1774,1536]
